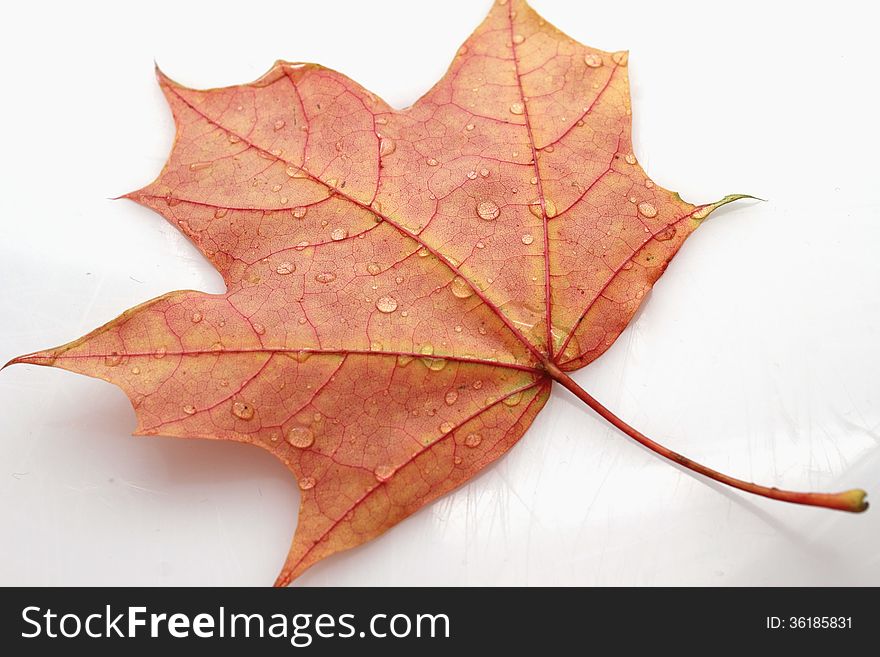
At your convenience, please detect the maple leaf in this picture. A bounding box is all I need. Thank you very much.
[8,0,867,585]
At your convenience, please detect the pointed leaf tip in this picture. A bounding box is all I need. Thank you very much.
[692,193,764,221]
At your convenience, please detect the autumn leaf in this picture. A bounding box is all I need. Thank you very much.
[7,0,867,586]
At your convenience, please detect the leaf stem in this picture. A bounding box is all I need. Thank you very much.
[544,361,868,513]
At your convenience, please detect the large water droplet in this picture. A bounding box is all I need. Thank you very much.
[182,404,196,415]
[439,421,454,434]
[637,202,658,218]
[512,34,525,45]
[379,138,396,157]
[292,206,307,219]
[656,225,677,242]
[191,311,203,323]
[330,227,347,241]
[466,170,478,180]
[273,119,286,131]
[521,233,534,245]
[465,123,475,131]
[464,433,482,448]
[503,391,523,407]
[367,262,382,275]
[232,401,255,420]
[299,476,316,491]
[451,276,474,299]
[376,296,398,313]
[611,50,629,66]
[287,426,314,448]
[104,352,123,367]
[624,153,637,165]
[419,344,447,371]
[189,161,212,171]
[276,261,295,275]
[374,464,394,482]
[445,390,459,405]
[315,272,337,284]
[476,200,500,221]
[509,102,524,115]
[584,53,603,68]
[253,323,266,335]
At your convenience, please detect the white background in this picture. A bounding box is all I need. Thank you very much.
[1,0,878,586]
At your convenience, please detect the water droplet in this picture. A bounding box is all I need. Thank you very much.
[454,325,463,333]
[612,50,629,66]
[451,276,474,299]
[645,179,655,189]
[367,262,382,275]
[292,206,307,219]
[512,34,525,44]
[529,202,543,218]
[189,161,212,171]
[376,116,388,125]
[154,346,167,359]
[476,241,485,249]
[466,170,478,180]
[454,455,463,465]
[503,391,523,407]
[182,404,196,415]
[330,227,347,241]
[624,153,637,165]
[275,261,295,275]
[227,132,241,144]
[315,272,337,284]
[637,202,658,218]
[439,421,454,434]
[232,401,255,420]
[374,464,394,482]
[253,323,265,335]
[299,476,316,490]
[472,380,483,390]
[376,296,398,313]
[521,233,534,245]
[479,168,490,178]
[692,206,711,220]
[464,433,482,448]
[426,157,439,166]
[104,352,123,367]
[622,261,634,271]
[271,183,283,192]
[214,208,228,219]
[295,241,310,251]
[417,247,430,257]
[530,176,538,185]
[287,426,314,448]
[445,390,459,405]
[584,52,603,68]
[419,344,447,371]
[465,123,475,131]
[476,200,500,221]
[542,145,554,153]
[379,138,396,157]
[130,366,140,375]
[509,102,524,115]
[191,311,202,323]
[285,165,299,177]
[273,119,285,131]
